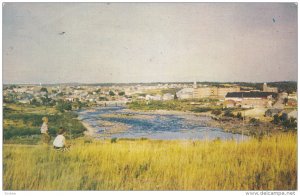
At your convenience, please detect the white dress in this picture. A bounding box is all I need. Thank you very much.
[40,122,48,134]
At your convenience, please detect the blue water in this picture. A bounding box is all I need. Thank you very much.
[77,106,247,141]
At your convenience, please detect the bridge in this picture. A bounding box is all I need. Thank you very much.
[96,100,130,107]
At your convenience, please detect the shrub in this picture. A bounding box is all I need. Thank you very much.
[191,107,211,113]
[111,138,117,143]
[224,110,234,117]
[109,91,115,96]
[236,112,243,120]
[250,118,260,126]
[211,110,222,116]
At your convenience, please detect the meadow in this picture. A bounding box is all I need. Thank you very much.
[3,103,86,144]
[3,133,297,190]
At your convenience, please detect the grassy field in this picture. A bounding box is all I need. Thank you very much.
[3,133,297,190]
[3,103,86,144]
[128,100,222,112]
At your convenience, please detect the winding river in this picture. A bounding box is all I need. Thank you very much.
[77,106,247,141]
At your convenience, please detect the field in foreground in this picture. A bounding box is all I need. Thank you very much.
[3,133,297,190]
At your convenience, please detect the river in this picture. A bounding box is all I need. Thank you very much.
[77,106,247,141]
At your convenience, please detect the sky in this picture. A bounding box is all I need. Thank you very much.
[2,3,298,84]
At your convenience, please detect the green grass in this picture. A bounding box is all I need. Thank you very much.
[3,103,86,144]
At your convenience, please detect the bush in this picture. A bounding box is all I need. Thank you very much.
[56,100,72,112]
[109,91,115,96]
[224,110,234,117]
[249,118,260,126]
[236,112,243,120]
[111,138,117,143]
[272,114,280,124]
[118,92,125,96]
[282,117,297,130]
[191,107,211,113]
[211,110,222,116]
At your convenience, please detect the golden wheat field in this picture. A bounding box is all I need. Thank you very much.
[3,133,297,190]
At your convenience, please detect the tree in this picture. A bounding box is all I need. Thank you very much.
[56,100,72,112]
[272,114,280,124]
[211,110,221,116]
[224,110,234,117]
[283,98,288,105]
[174,93,178,100]
[41,95,52,106]
[99,96,108,101]
[236,112,243,120]
[30,98,40,106]
[109,91,115,96]
[249,118,260,126]
[40,87,48,93]
[118,91,125,96]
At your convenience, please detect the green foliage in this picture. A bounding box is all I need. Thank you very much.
[211,110,222,116]
[236,112,243,120]
[272,114,281,124]
[283,98,288,105]
[174,93,178,100]
[41,95,55,106]
[224,110,234,117]
[109,91,115,96]
[111,137,117,143]
[56,100,72,112]
[128,100,191,111]
[99,97,108,101]
[282,117,297,130]
[118,91,125,96]
[30,98,41,106]
[40,87,48,93]
[268,81,297,94]
[160,88,181,95]
[272,114,296,130]
[191,107,211,113]
[4,94,16,103]
[3,104,86,143]
[249,118,260,126]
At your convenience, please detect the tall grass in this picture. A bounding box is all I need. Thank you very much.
[3,133,297,190]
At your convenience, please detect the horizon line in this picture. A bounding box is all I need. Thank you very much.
[3,80,298,86]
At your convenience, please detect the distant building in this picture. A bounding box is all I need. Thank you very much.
[225,92,278,108]
[176,86,240,100]
[193,86,240,99]
[176,88,194,99]
[146,94,162,101]
[193,81,197,89]
[263,83,278,93]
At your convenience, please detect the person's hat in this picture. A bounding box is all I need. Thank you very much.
[42,117,48,121]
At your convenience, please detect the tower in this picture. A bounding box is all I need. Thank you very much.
[193,81,197,89]
[263,83,267,92]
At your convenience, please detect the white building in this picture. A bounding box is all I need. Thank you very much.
[146,94,162,101]
[176,88,194,99]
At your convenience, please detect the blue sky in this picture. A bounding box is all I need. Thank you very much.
[3,3,298,84]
